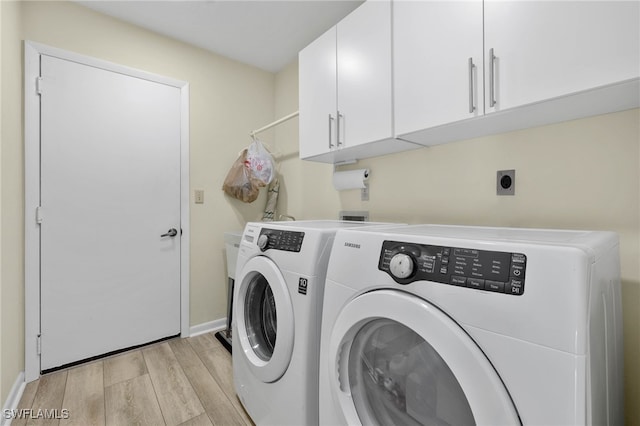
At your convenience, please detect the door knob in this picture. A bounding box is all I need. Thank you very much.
[161,228,178,238]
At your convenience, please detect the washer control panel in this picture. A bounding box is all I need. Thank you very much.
[258,228,304,252]
[379,240,527,295]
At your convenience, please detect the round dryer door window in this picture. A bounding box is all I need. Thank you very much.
[328,290,520,425]
[244,273,278,361]
[348,319,475,425]
[236,256,294,383]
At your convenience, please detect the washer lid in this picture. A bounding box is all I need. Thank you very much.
[328,290,520,425]
[236,256,294,383]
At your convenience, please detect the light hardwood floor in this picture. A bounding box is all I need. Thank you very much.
[12,333,254,426]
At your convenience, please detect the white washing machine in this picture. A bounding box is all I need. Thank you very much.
[319,224,623,426]
[233,220,395,425]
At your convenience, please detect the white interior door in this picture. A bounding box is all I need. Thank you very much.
[40,54,182,370]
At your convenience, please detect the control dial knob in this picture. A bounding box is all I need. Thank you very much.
[389,253,415,279]
[257,234,270,251]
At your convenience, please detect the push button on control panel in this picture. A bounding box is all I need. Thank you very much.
[450,276,466,286]
[506,278,524,295]
[486,280,505,293]
[466,278,485,290]
[511,265,524,277]
[379,241,527,295]
[510,254,526,278]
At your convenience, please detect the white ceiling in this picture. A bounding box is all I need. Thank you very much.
[77,0,364,73]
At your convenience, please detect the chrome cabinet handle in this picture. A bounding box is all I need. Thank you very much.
[489,48,497,107]
[337,111,344,147]
[161,228,178,238]
[328,114,335,149]
[468,57,476,113]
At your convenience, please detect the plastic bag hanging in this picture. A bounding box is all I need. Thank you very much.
[222,149,263,203]
[246,140,275,186]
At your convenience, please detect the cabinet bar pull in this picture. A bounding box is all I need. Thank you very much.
[328,114,335,149]
[337,111,344,147]
[489,48,497,107]
[468,57,476,113]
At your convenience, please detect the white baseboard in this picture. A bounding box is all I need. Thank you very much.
[1,371,25,426]
[189,318,227,337]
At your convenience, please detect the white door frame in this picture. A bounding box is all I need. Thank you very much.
[24,41,190,382]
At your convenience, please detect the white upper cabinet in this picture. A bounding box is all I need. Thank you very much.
[336,0,393,149]
[484,0,640,112]
[299,27,337,159]
[299,0,419,163]
[394,1,484,135]
[301,0,639,160]
[395,0,640,146]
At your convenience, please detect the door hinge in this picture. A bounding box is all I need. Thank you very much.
[37,335,42,356]
[36,77,43,95]
[36,206,43,224]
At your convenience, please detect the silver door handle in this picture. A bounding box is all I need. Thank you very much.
[328,114,335,149]
[489,48,497,107]
[337,111,344,147]
[468,57,476,113]
[161,228,177,238]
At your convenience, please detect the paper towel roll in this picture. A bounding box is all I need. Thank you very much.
[333,169,369,190]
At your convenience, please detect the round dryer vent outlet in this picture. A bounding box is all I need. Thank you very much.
[497,170,515,196]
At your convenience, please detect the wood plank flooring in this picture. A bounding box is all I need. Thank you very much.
[12,333,254,426]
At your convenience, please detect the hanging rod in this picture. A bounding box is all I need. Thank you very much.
[249,111,299,138]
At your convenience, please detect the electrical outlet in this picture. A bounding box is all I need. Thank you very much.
[361,183,370,201]
[496,170,515,196]
[194,189,205,204]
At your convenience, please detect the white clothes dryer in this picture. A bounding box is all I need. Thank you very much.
[232,220,395,426]
[319,225,623,426]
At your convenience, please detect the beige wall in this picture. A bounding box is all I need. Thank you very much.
[1,0,276,402]
[275,62,640,424]
[1,0,22,406]
[0,0,4,404]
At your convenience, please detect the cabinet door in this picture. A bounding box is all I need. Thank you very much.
[299,27,337,159]
[484,0,640,112]
[394,0,483,137]
[337,0,393,148]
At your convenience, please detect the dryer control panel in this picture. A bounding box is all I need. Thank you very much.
[258,228,305,252]
[379,241,526,295]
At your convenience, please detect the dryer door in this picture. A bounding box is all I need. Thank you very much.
[235,256,294,383]
[328,290,520,425]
